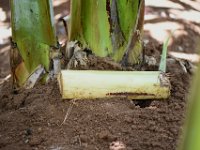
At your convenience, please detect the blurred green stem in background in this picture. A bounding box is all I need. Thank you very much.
[178,64,200,150]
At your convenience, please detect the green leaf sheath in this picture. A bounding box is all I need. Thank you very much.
[69,0,144,65]
[10,0,57,86]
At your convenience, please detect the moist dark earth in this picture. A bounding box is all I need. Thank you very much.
[0,0,200,150]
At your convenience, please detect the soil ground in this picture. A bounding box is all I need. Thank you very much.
[0,0,200,150]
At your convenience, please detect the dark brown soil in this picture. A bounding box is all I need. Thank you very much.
[0,0,199,150]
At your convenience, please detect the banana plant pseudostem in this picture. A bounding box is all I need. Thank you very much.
[69,0,145,66]
[10,0,59,89]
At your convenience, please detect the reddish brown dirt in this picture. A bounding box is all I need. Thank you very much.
[0,0,199,150]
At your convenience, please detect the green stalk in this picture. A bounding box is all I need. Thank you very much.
[69,0,144,65]
[178,63,200,150]
[10,0,58,88]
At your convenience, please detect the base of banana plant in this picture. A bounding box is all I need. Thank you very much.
[10,0,60,89]
[68,0,145,65]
